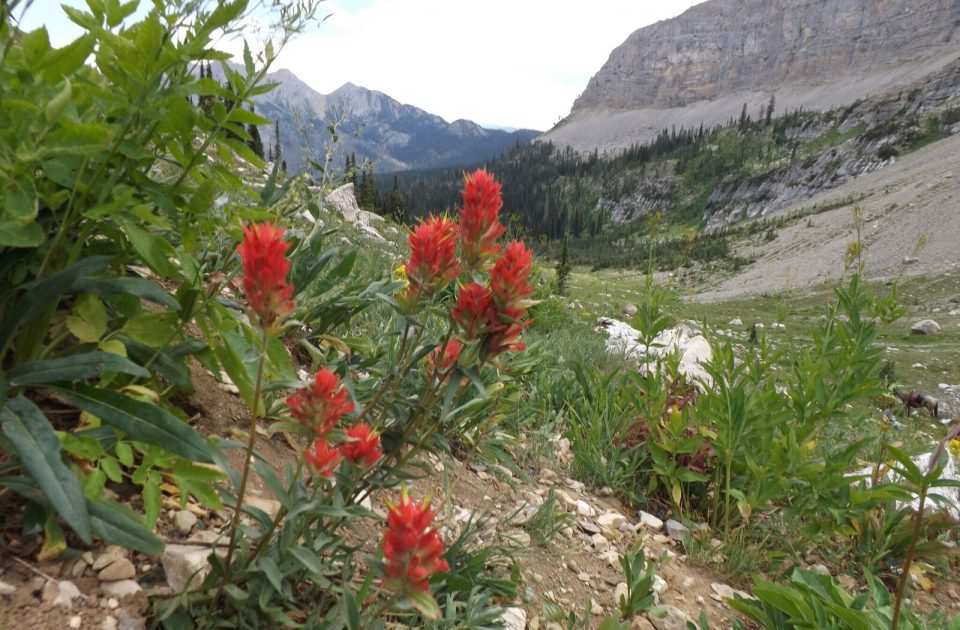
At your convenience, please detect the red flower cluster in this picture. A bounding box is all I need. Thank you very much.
[399,216,460,311]
[460,169,505,272]
[304,438,342,478]
[237,223,295,329]
[287,369,355,436]
[424,339,462,379]
[340,423,383,467]
[451,241,533,361]
[490,241,533,310]
[382,489,449,593]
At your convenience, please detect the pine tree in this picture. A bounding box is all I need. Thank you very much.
[385,175,406,223]
[554,234,571,296]
[273,120,282,164]
[246,105,264,159]
[765,94,776,125]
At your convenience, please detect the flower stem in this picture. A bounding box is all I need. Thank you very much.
[213,327,269,604]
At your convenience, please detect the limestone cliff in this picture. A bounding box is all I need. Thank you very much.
[542,0,960,152]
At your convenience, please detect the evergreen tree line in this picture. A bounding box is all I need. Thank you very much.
[191,61,285,171]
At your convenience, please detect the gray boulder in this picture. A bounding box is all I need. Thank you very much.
[911,319,941,335]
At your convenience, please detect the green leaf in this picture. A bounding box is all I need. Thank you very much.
[45,78,72,123]
[82,468,106,499]
[0,256,111,349]
[2,396,92,542]
[101,458,123,483]
[55,383,215,463]
[74,276,179,309]
[3,179,38,221]
[289,545,326,575]
[115,441,134,467]
[87,498,164,555]
[0,220,44,247]
[341,588,361,630]
[37,34,96,81]
[405,589,441,621]
[143,473,162,529]
[119,219,183,279]
[258,556,284,594]
[65,294,109,342]
[122,311,179,348]
[7,351,149,387]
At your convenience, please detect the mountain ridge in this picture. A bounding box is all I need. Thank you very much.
[541,0,960,153]
[226,65,540,173]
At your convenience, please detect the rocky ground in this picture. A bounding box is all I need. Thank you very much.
[697,131,960,302]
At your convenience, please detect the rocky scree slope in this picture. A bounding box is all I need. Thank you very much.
[541,0,960,153]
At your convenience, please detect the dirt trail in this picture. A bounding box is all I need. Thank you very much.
[698,133,960,301]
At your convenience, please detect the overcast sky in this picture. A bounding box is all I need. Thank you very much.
[20,0,703,130]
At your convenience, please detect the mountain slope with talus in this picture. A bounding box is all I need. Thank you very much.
[541,0,960,153]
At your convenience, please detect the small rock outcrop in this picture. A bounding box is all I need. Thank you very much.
[911,319,941,334]
[321,183,385,241]
[596,318,713,388]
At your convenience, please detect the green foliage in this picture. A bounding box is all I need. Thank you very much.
[728,568,946,630]
[617,545,657,618]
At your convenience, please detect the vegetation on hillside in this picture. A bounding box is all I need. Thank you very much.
[387,94,960,273]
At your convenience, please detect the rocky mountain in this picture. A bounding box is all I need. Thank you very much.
[541,0,960,152]
[245,70,539,174]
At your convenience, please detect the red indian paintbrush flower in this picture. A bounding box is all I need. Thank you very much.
[451,283,496,341]
[304,438,342,478]
[237,223,295,329]
[460,169,505,272]
[286,368,355,436]
[425,339,462,379]
[382,489,449,593]
[339,423,382,467]
[486,305,529,357]
[399,216,460,310]
[489,240,533,310]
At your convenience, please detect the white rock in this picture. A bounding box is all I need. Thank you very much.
[911,319,941,335]
[162,544,221,592]
[623,303,638,317]
[711,582,737,600]
[665,519,688,540]
[173,510,198,536]
[614,582,629,604]
[653,574,668,594]
[0,580,16,596]
[810,563,831,576]
[728,318,743,326]
[647,604,691,630]
[53,580,82,608]
[600,549,621,568]
[591,533,610,550]
[102,616,119,630]
[93,547,126,571]
[575,500,596,517]
[591,598,603,615]
[499,607,526,630]
[68,615,82,629]
[638,510,664,531]
[597,512,626,530]
[323,184,385,241]
[99,580,143,599]
[98,558,136,582]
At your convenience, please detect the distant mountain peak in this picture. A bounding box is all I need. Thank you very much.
[250,68,540,173]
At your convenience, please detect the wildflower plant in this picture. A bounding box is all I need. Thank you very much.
[186,168,536,625]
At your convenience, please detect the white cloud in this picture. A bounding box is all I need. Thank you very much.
[20,0,704,130]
